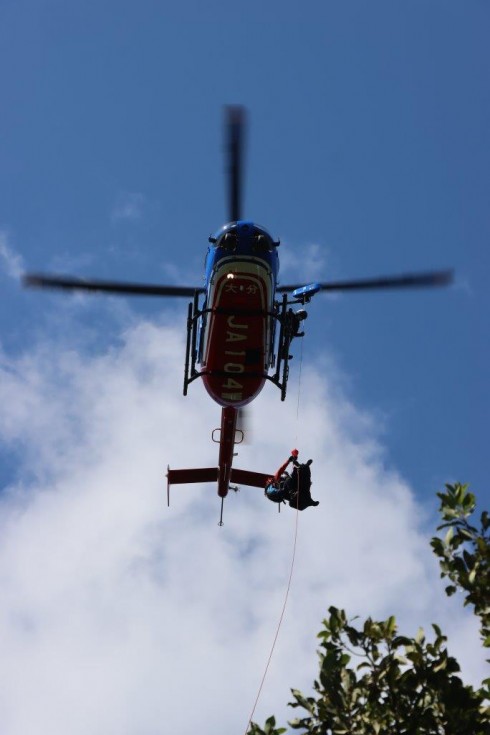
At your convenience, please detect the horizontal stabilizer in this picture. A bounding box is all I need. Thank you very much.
[230,468,271,488]
[167,467,218,486]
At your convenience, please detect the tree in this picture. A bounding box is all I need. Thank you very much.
[430,483,489,647]
[248,484,490,735]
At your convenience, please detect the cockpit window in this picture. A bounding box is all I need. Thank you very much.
[218,231,238,250]
[209,223,280,250]
[253,232,273,252]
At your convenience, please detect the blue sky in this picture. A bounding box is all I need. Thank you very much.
[0,2,488,733]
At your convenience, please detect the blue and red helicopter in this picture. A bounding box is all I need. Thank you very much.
[24,107,452,523]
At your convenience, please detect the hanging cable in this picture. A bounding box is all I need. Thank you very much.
[243,475,300,734]
[243,338,305,735]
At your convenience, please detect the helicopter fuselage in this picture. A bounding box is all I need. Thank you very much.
[195,220,281,408]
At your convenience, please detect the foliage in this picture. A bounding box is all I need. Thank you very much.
[248,485,490,735]
[430,483,490,646]
[248,716,286,735]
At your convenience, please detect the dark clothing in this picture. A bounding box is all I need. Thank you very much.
[287,462,318,510]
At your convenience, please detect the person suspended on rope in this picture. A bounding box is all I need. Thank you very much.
[264,449,319,510]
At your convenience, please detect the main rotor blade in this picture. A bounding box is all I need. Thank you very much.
[226,105,246,222]
[278,269,453,294]
[23,273,203,297]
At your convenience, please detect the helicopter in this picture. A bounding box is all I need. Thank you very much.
[24,106,452,524]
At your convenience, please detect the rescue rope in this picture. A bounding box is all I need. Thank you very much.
[243,338,304,735]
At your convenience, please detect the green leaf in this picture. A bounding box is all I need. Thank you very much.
[290,689,313,713]
[444,527,454,545]
[385,615,397,637]
[432,623,443,638]
[431,537,444,553]
[433,656,448,672]
[477,537,488,553]
[394,653,408,664]
[393,635,414,647]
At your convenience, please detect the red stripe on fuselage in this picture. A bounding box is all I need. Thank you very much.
[202,259,273,407]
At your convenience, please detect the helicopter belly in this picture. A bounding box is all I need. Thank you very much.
[202,260,273,407]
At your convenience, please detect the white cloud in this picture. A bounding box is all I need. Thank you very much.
[111,192,145,223]
[0,317,485,734]
[279,242,329,285]
[0,231,24,280]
